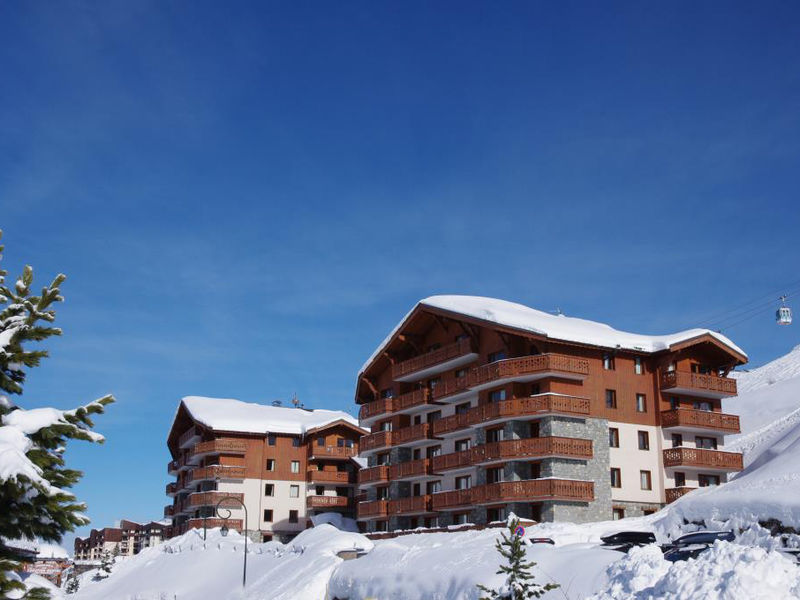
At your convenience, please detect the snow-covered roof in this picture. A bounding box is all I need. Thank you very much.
[179,396,360,436]
[360,295,747,375]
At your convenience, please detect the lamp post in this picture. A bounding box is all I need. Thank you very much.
[215,496,248,588]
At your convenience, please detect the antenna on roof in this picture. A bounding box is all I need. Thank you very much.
[291,394,301,408]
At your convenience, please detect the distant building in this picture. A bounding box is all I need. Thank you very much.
[165,396,366,542]
[73,520,171,560]
[4,540,71,586]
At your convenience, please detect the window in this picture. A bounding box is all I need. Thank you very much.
[612,507,625,520]
[455,438,471,452]
[486,467,503,484]
[636,394,647,413]
[375,520,388,532]
[454,368,467,379]
[696,436,718,450]
[669,396,679,410]
[263,509,273,522]
[637,431,650,451]
[427,410,442,423]
[454,512,469,525]
[380,387,394,399]
[530,383,541,396]
[488,350,506,363]
[489,388,506,402]
[487,507,506,522]
[376,486,389,500]
[380,421,392,432]
[264,484,274,496]
[640,470,652,490]
[316,485,324,495]
[289,485,299,498]
[337,437,344,447]
[674,472,686,487]
[427,377,441,391]
[266,459,275,471]
[693,401,713,412]
[426,480,442,494]
[426,445,442,459]
[610,468,622,488]
[291,460,300,473]
[292,436,300,447]
[268,434,276,446]
[455,402,471,415]
[317,436,325,447]
[603,353,615,370]
[605,389,617,409]
[377,453,389,466]
[609,428,619,448]
[455,475,472,489]
[634,357,643,375]
[672,434,683,448]
[698,474,720,487]
[425,516,439,528]
[289,510,298,523]
[486,427,503,443]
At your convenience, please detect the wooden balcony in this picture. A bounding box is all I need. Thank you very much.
[166,482,178,497]
[662,447,743,471]
[389,459,432,480]
[358,465,389,485]
[186,518,242,531]
[661,409,740,433]
[308,445,358,460]
[665,487,696,503]
[392,338,477,381]
[191,439,247,459]
[167,459,179,475]
[660,371,737,398]
[179,426,201,449]
[473,437,593,464]
[431,489,473,510]
[432,411,472,436]
[358,500,389,519]
[307,495,352,509]
[393,423,435,446]
[432,448,473,472]
[186,491,244,508]
[472,395,591,426]
[393,389,436,414]
[163,505,175,517]
[471,479,594,504]
[359,398,393,422]
[360,431,393,454]
[469,354,589,389]
[388,495,432,515]
[189,465,246,483]
[308,469,354,485]
[430,376,471,401]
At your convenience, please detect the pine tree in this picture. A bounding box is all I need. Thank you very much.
[98,550,114,577]
[65,573,79,594]
[0,230,114,599]
[477,517,559,600]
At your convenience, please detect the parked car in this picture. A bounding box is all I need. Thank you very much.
[660,530,735,553]
[526,537,555,545]
[663,543,712,563]
[600,531,657,553]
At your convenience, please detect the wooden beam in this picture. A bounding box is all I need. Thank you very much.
[381,351,396,365]
[433,314,450,332]
[458,321,479,341]
[360,377,378,398]
[397,334,422,354]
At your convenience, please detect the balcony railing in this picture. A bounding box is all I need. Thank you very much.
[358,500,389,519]
[430,376,471,401]
[178,426,201,449]
[358,465,389,485]
[660,371,737,397]
[189,465,246,482]
[662,447,743,471]
[431,489,473,510]
[309,445,358,460]
[186,518,242,531]
[307,495,351,509]
[163,505,175,517]
[473,437,593,463]
[393,423,434,446]
[359,398,393,422]
[431,448,473,472]
[186,491,244,508]
[167,459,179,475]
[393,389,433,413]
[389,459,432,480]
[661,409,740,433]
[360,431,393,453]
[308,470,354,484]
[471,479,594,504]
[388,495,432,515]
[392,338,476,380]
[166,482,178,496]
[470,354,590,388]
[432,411,473,436]
[665,487,696,503]
[191,439,247,459]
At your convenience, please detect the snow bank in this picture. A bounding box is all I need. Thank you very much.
[590,541,800,600]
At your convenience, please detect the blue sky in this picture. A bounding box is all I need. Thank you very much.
[1,1,799,549]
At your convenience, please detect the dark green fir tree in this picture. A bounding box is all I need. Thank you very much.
[0,230,114,599]
[65,573,79,594]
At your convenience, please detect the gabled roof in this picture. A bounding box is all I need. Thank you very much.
[305,418,367,437]
[360,295,747,376]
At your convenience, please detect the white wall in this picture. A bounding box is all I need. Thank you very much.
[608,421,663,504]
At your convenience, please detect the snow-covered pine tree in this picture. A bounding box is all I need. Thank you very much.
[65,573,79,594]
[0,230,114,599]
[99,550,114,577]
[477,517,559,600]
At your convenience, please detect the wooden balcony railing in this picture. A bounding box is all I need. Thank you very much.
[309,445,358,460]
[392,338,476,380]
[359,398,394,421]
[389,459,432,480]
[662,447,743,471]
[189,465,246,482]
[393,423,433,446]
[178,426,200,448]
[393,389,433,412]
[430,376,471,401]
[163,505,175,517]
[665,487,696,503]
[660,371,737,397]
[388,495,432,515]
[360,431,393,453]
[308,469,354,484]
[307,495,351,509]
[471,479,594,504]
[473,437,593,463]
[661,409,740,433]
[431,489,473,510]
[358,465,389,485]
[470,354,590,388]
[432,411,472,436]
[166,482,178,496]
[358,500,389,519]
[191,439,247,458]
[186,491,244,508]
[186,518,242,531]
[431,448,473,472]
[167,459,179,474]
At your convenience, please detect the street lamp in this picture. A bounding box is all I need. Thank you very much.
[215,496,248,588]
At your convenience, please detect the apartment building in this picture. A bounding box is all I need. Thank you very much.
[355,296,746,532]
[166,396,366,543]
[73,520,171,560]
